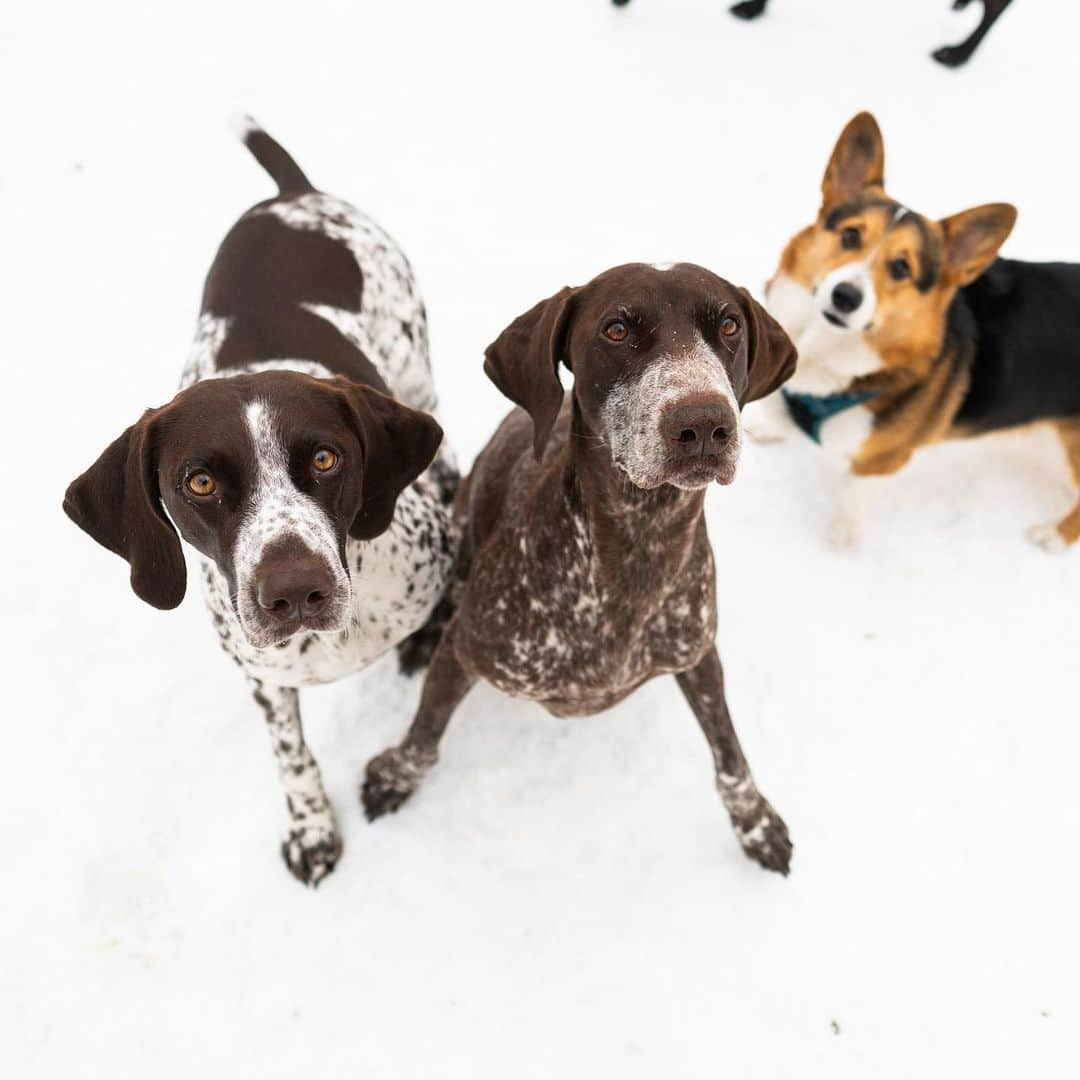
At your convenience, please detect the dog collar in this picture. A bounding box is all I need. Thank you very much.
[782,388,879,444]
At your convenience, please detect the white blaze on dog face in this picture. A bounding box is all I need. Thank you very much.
[233,400,351,648]
[815,258,878,333]
[769,272,887,396]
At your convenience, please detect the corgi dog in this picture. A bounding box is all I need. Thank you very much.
[759,111,1080,551]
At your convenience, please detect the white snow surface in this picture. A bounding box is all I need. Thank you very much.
[4,0,1079,1076]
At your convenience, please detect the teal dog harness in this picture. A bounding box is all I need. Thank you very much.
[781,389,879,445]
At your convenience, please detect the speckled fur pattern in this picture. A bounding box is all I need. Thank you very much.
[181,132,456,884]
[361,265,794,875]
[200,466,455,688]
[457,413,721,715]
[365,408,791,874]
[251,679,342,885]
[63,123,459,887]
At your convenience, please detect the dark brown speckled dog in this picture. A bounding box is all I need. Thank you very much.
[362,263,798,874]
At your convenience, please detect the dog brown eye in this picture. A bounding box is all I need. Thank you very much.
[720,315,739,336]
[312,447,339,473]
[840,227,861,250]
[888,258,911,282]
[603,320,629,342]
[187,471,216,497]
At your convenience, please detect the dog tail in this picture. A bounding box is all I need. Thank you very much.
[230,114,314,195]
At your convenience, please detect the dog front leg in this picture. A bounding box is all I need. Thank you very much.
[677,647,792,875]
[1029,418,1080,552]
[249,678,341,886]
[933,0,1013,67]
[828,471,884,548]
[362,624,476,821]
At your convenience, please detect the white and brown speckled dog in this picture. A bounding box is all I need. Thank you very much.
[64,119,457,886]
[361,264,798,874]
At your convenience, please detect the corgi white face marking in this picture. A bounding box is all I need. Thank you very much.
[816,260,877,333]
[767,273,885,395]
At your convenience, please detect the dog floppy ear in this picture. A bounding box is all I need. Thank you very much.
[334,378,444,540]
[940,203,1017,286]
[736,287,798,405]
[822,111,885,210]
[63,409,187,610]
[483,286,577,461]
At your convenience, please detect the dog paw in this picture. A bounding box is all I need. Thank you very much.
[362,746,435,822]
[734,800,793,876]
[827,510,860,549]
[730,0,768,19]
[931,44,973,67]
[280,822,342,887]
[1027,522,1068,554]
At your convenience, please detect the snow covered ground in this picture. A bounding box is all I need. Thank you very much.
[5,0,1079,1075]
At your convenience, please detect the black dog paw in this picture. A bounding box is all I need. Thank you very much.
[932,43,974,67]
[362,747,434,822]
[730,0,768,19]
[280,823,342,887]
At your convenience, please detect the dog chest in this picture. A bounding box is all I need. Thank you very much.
[463,522,716,712]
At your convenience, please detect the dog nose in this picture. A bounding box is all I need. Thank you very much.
[661,398,738,456]
[256,559,334,623]
[831,281,863,314]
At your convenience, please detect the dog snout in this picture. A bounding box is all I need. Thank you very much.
[661,397,738,458]
[830,281,863,314]
[256,557,335,623]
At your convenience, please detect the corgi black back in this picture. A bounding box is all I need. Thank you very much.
[765,112,1080,552]
[955,259,1080,434]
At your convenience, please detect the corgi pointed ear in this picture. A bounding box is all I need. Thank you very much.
[940,203,1017,286]
[822,112,885,209]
